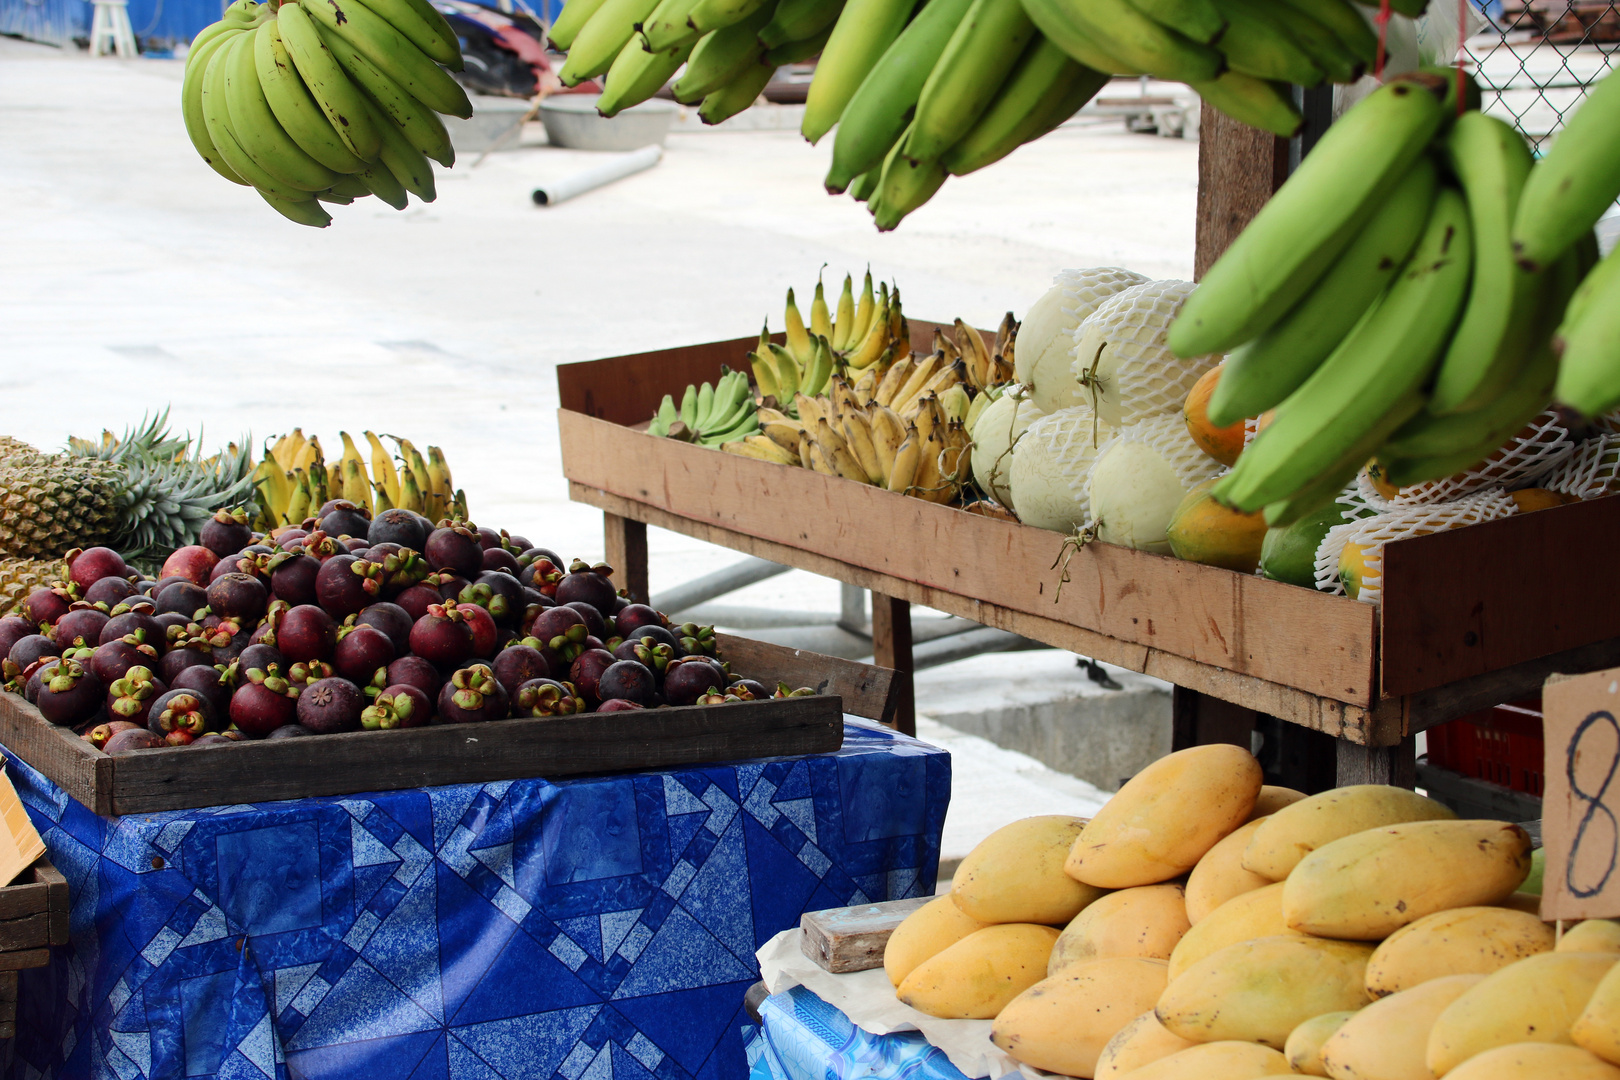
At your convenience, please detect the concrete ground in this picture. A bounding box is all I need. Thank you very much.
[1,37,1197,843]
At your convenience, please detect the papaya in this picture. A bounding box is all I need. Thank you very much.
[1284,820,1533,941]
[1156,935,1374,1049]
[884,895,991,987]
[1285,1012,1357,1077]
[1427,952,1617,1075]
[1067,745,1263,889]
[1340,540,1375,598]
[1572,954,1620,1063]
[1167,477,1268,573]
[1443,1043,1620,1079]
[1096,1011,1197,1078]
[896,923,1060,1019]
[952,814,1101,924]
[1365,907,1556,997]
[1243,784,1457,880]
[1564,921,1620,956]
[1168,881,1293,981]
[1320,974,1482,1080]
[1249,785,1307,820]
[1510,487,1577,512]
[1110,1040,1292,1078]
[991,957,1169,1076]
[1184,364,1246,467]
[1259,501,1353,587]
[1050,884,1190,975]
[1185,818,1273,924]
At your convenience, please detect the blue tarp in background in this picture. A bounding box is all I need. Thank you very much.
[5,717,950,1080]
[0,0,218,48]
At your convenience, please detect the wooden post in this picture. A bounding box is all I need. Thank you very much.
[1336,737,1417,788]
[871,594,915,737]
[1194,102,1289,279]
[1171,687,1257,752]
[603,513,649,604]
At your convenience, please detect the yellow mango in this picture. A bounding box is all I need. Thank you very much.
[1096,1011,1197,1079]
[1284,820,1533,941]
[1157,935,1373,1049]
[1565,921,1620,955]
[1249,785,1307,821]
[1285,1012,1357,1077]
[1443,1042,1620,1079]
[1067,745,1263,889]
[1185,818,1273,924]
[896,923,1060,1019]
[1320,974,1482,1080]
[991,957,1169,1076]
[1168,881,1295,981]
[1365,907,1556,997]
[884,895,990,987]
[953,815,1102,924]
[1111,1040,1292,1078]
[1050,884,1190,976]
[1427,952,1617,1075]
[1573,956,1620,1064]
[1243,784,1457,880]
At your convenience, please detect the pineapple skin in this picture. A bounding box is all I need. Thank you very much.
[0,457,120,559]
[0,557,65,617]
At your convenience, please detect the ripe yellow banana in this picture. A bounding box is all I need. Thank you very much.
[887,426,921,493]
[831,378,863,421]
[891,352,942,416]
[870,409,900,484]
[938,384,971,422]
[995,312,1017,379]
[341,456,373,514]
[932,327,962,367]
[722,436,800,465]
[852,366,879,404]
[797,429,815,470]
[372,481,395,513]
[269,432,294,471]
[292,434,322,472]
[364,431,401,506]
[814,417,850,457]
[842,410,885,484]
[955,318,992,390]
[831,274,856,351]
[847,271,878,349]
[845,295,892,369]
[286,468,313,524]
[795,393,829,429]
[398,463,426,513]
[785,288,815,367]
[763,420,806,453]
[875,354,914,407]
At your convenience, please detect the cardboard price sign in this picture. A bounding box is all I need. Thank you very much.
[1542,668,1620,920]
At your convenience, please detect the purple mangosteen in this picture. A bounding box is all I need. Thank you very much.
[393,579,446,621]
[481,547,521,574]
[35,659,105,726]
[368,508,430,550]
[106,666,166,727]
[155,580,209,619]
[615,604,668,639]
[90,634,161,684]
[22,586,73,627]
[265,723,314,739]
[267,551,320,607]
[148,687,215,744]
[461,571,525,625]
[235,643,285,674]
[424,523,483,577]
[170,664,233,719]
[315,554,384,619]
[460,603,498,658]
[317,501,372,540]
[9,634,61,673]
[278,605,337,663]
[596,698,645,713]
[555,560,617,612]
[52,607,110,650]
[491,644,549,697]
[385,655,442,698]
[527,606,589,664]
[568,649,617,705]
[0,615,35,659]
[199,508,255,558]
[662,657,728,706]
[436,665,509,723]
[158,646,212,686]
[564,602,609,641]
[100,610,163,646]
[512,678,585,717]
[296,677,365,734]
[333,624,396,684]
[207,572,268,622]
[67,547,130,591]
[596,659,656,706]
[355,602,413,653]
[84,575,139,607]
[84,718,142,749]
[360,684,432,730]
[408,603,476,666]
[104,727,165,753]
[230,666,300,737]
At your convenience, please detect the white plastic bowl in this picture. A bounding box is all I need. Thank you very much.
[539,94,678,152]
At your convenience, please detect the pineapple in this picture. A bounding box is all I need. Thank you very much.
[0,557,64,617]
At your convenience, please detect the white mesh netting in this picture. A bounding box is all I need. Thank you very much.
[1021,268,1151,414]
[1313,489,1518,605]
[1545,433,1620,499]
[1356,411,1576,508]
[1072,281,1222,429]
[1592,410,1620,436]
[969,390,1047,506]
[1009,405,1115,531]
[1059,267,1152,325]
[1243,413,1264,449]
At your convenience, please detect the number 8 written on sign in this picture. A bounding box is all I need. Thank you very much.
[1567,710,1620,900]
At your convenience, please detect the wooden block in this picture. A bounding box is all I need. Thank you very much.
[603,513,649,605]
[713,634,897,722]
[0,914,48,953]
[870,595,914,737]
[0,697,108,815]
[0,970,17,1002]
[0,883,47,923]
[34,862,68,946]
[0,948,47,973]
[800,896,933,973]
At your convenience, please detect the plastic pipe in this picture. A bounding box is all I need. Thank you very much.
[531,144,664,206]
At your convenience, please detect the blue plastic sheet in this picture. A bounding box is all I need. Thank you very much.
[4,717,949,1080]
[744,987,975,1080]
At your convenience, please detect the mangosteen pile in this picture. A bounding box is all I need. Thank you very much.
[2,502,808,755]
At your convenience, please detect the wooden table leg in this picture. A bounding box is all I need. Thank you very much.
[1337,737,1417,788]
[871,593,915,737]
[1171,687,1257,752]
[603,513,649,604]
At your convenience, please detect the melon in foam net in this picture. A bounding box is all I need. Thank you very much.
[1088,414,1225,554]
[1010,406,1114,532]
[1074,280,1222,429]
[969,392,1047,506]
[1015,268,1149,415]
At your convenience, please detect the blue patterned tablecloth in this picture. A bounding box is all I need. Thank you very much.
[745,987,974,1080]
[4,718,949,1080]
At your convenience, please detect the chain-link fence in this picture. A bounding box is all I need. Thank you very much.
[1461,0,1619,150]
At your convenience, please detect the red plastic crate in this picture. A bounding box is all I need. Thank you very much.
[1426,697,1545,797]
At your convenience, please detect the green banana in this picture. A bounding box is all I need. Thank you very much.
[1258,404,1420,528]
[257,187,334,226]
[355,159,410,208]
[942,39,1106,176]
[1347,0,1425,15]
[651,395,680,435]
[225,22,342,192]
[673,3,777,102]
[1018,0,1140,73]
[764,21,832,63]
[1054,0,1220,83]
[1513,66,1620,271]
[760,0,843,48]
[350,0,463,68]
[1208,0,1323,85]
[1185,70,1301,137]
[1214,186,1474,513]
[803,336,834,396]
[641,0,704,51]
[255,22,368,175]
[1428,111,1540,415]
[1207,156,1438,427]
[325,173,372,197]
[1384,340,1556,461]
[365,97,436,200]
[848,167,879,202]
[1261,0,1363,83]
[204,34,318,201]
[695,380,718,429]
[1277,0,1376,66]
[314,22,455,166]
[1169,71,1451,357]
[559,0,663,83]
[875,130,947,229]
[548,0,610,48]
[823,0,977,192]
[182,28,251,185]
[699,58,777,123]
[768,343,802,400]
[1554,245,1620,418]
[679,385,699,429]
[302,0,472,117]
[903,0,1037,164]
[1123,0,1223,44]
[599,33,695,116]
[800,0,916,143]
[687,0,771,35]
[275,0,384,161]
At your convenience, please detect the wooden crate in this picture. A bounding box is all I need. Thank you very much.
[556,330,1620,747]
[0,636,895,816]
[0,859,68,1036]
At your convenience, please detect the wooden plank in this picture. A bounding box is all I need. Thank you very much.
[1381,495,1620,698]
[604,513,649,604]
[800,896,932,973]
[713,633,897,722]
[571,480,1400,744]
[34,862,67,946]
[1195,102,1288,279]
[0,883,46,923]
[1171,688,1256,752]
[0,948,46,973]
[1395,635,1620,737]
[0,970,17,1003]
[0,914,47,953]
[871,596,915,737]
[559,412,1380,706]
[0,697,109,815]
[1336,737,1416,788]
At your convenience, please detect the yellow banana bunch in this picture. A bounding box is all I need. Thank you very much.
[254,429,464,528]
[746,271,913,413]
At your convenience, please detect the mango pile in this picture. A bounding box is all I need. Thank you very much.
[884,745,1620,1079]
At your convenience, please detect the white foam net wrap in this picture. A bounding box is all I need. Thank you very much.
[1056,267,1151,325]
[1071,280,1222,428]
[1545,432,1620,499]
[1592,410,1620,436]
[1243,413,1263,449]
[1008,405,1114,530]
[1095,412,1227,504]
[1314,489,1518,605]
[1356,410,1575,507]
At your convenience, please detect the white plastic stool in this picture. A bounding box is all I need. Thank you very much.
[89,0,138,57]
